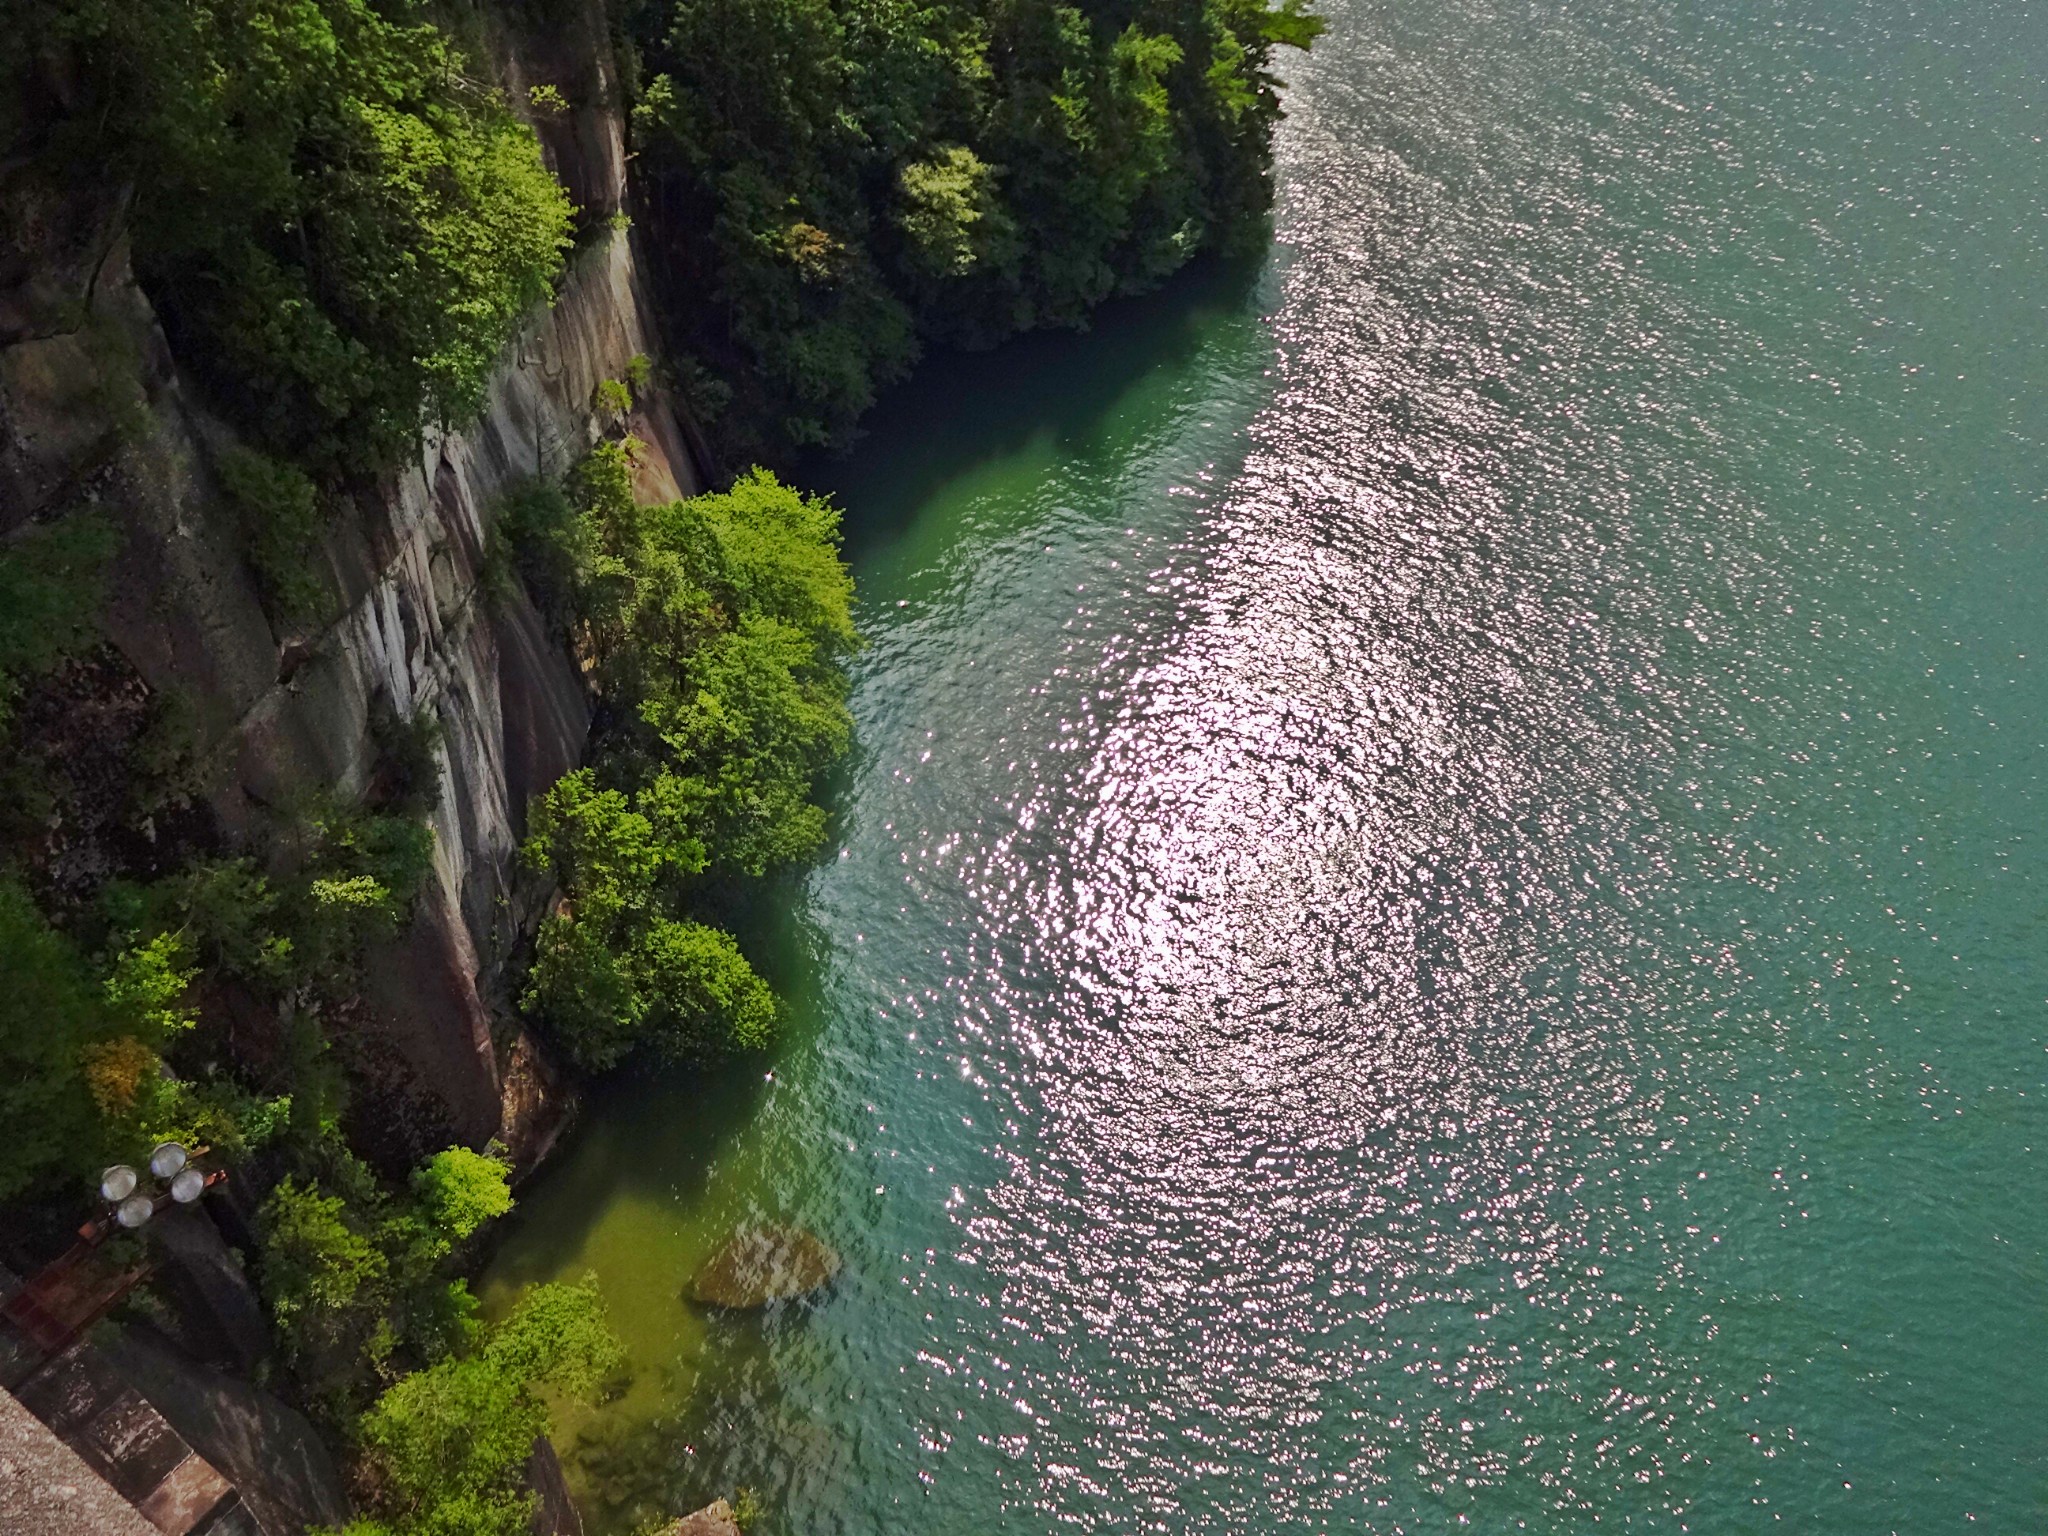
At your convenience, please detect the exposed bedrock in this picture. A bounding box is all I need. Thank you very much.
[0,0,701,1164]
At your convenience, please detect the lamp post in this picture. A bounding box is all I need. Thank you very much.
[95,1140,264,1370]
[0,1145,207,1359]
[0,1143,238,1364]
[97,1141,219,1233]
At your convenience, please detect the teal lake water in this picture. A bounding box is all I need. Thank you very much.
[484,0,2048,1527]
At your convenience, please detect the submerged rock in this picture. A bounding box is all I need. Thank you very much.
[689,1224,841,1308]
[671,1499,741,1536]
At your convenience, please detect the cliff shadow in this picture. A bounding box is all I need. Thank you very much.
[806,251,1270,558]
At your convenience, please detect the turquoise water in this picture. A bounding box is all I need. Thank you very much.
[484,0,2048,1528]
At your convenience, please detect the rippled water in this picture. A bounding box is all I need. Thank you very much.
[484,0,2048,1528]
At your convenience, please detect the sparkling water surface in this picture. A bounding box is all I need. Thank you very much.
[483,0,2048,1528]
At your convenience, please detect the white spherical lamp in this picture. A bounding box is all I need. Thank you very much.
[115,1193,155,1229]
[100,1165,139,1203]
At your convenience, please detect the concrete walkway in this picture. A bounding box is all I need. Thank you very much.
[0,1383,158,1536]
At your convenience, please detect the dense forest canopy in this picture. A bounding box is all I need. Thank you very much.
[6,0,1315,469]
[5,0,575,474]
[626,0,1322,453]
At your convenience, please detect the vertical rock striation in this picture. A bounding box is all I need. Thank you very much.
[0,0,698,1161]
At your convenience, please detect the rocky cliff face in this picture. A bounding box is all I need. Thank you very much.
[0,1,696,1165]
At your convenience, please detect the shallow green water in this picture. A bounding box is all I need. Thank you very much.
[483,0,2048,1528]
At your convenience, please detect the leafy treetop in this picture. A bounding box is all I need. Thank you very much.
[515,445,856,1069]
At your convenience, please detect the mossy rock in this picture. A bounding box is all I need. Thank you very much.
[689,1223,841,1308]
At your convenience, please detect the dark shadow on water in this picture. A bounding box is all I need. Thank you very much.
[481,1052,768,1291]
[802,251,1269,556]
[482,891,840,1296]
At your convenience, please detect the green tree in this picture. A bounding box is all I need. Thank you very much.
[259,1177,392,1362]
[0,881,119,1205]
[517,447,854,1068]
[412,1147,515,1245]
[626,0,1320,458]
[334,1279,624,1536]
[13,0,575,472]
[258,1142,519,1416]
[898,146,1013,280]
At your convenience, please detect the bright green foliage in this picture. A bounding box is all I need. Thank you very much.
[287,803,438,973]
[306,875,391,910]
[85,932,250,1161]
[527,772,680,899]
[525,895,778,1068]
[635,918,778,1049]
[258,1143,521,1416]
[899,146,1012,279]
[629,0,1319,455]
[0,801,421,1213]
[0,878,293,1208]
[521,894,645,1069]
[138,796,434,1007]
[151,860,292,982]
[1257,0,1325,48]
[65,804,440,1227]
[101,932,197,1045]
[412,1147,514,1244]
[16,0,574,471]
[517,446,854,1068]
[335,1279,623,1536]
[572,460,857,875]
[258,1177,393,1367]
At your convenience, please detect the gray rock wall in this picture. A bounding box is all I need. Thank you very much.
[0,0,700,1158]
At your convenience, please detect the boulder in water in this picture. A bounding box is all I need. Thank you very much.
[670,1499,741,1536]
[689,1224,840,1307]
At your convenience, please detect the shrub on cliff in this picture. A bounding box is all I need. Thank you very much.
[0,516,116,734]
[214,447,330,627]
[12,0,574,473]
[518,444,855,1067]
